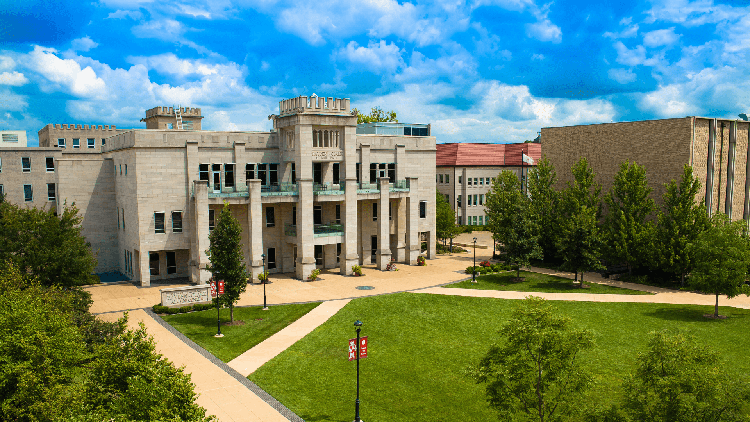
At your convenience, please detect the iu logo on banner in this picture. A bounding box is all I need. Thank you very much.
[217,280,225,295]
[210,281,217,298]
[348,337,369,361]
[359,336,368,359]
[348,338,357,361]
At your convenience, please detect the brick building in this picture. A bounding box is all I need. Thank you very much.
[542,117,750,221]
[0,97,436,286]
[436,143,541,225]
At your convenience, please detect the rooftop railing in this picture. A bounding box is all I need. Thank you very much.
[284,223,345,238]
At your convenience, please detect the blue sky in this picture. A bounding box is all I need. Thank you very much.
[1,0,749,146]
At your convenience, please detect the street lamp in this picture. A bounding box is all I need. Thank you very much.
[261,253,268,311]
[472,237,478,283]
[354,320,363,422]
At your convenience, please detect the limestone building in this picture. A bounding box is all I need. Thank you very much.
[542,117,750,221]
[0,97,436,286]
[436,143,541,225]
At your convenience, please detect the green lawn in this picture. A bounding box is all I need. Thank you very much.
[445,270,652,295]
[249,293,750,422]
[162,302,320,362]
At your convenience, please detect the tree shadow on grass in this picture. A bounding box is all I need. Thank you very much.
[644,307,748,322]
[298,413,338,422]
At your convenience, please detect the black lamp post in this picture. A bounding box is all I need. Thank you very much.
[472,237,477,282]
[214,277,223,338]
[261,253,268,311]
[354,320,363,422]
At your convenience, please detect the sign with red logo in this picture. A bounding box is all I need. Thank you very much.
[348,337,368,361]
[217,280,225,295]
[210,282,217,297]
[210,280,225,297]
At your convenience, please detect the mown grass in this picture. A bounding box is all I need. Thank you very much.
[162,302,320,362]
[446,270,652,295]
[249,293,750,422]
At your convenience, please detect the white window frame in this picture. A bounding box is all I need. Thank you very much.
[172,211,183,233]
[47,183,55,201]
[57,138,66,148]
[154,212,165,234]
[46,157,54,172]
[72,138,80,148]
[23,184,33,202]
[21,157,30,172]
[87,138,95,149]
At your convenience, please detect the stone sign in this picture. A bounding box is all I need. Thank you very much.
[160,284,212,308]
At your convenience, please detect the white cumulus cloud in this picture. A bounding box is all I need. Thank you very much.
[337,40,404,73]
[27,46,106,98]
[0,71,28,86]
[643,27,680,48]
[71,36,99,52]
[526,19,562,43]
[608,68,637,84]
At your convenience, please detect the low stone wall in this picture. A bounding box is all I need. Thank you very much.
[160,284,212,308]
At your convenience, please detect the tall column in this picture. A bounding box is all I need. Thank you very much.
[706,119,717,216]
[296,179,316,280]
[394,198,406,261]
[190,180,210,284]
[247,180,264,282]
[461,168,468,225]
[340,178,359,274]
[234,141,247,191]
[726,121,737,218]
[395,144,405,180]
[405,177,420,265]
[139,249,151,287]
[360,144,371,184]
[376,177,392,270]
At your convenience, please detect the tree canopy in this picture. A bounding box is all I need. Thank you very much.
[353,106,398,124]
[527,157,562,263]
[206,203,248,323]
[557,205,605,285]
[436,191,459,243]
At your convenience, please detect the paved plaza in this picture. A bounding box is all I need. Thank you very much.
[87,232,750,422]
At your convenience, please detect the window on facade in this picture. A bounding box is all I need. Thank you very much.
[0,185,4,198]
[485,177,491,185]
[474,178,478,185]
[154,212,165,233]
[388,163,395,182]
[389,202,392,220]
[125,164,127,175]
[23,184,32,202]
[479,178,483,186]
[292,207,297,226]
[172,211,182,233]
[333,163,340,185]
[167,251,177,274]
[46,157,54,172]
[372,202,378,221]
[267,248,277,270]
[258,164,267,185]
[314,205,322,225]
[245,163,254,181]
[269,164,278,185]
[420,201,427,218]
[183,120,193,130]
[335,204,341,224]
[337,243,341,264]
[474,216,478,225]
[150,252,160,276]
[47,183,55,201]
[198,164,209,181]
[123,250,127,273]
[224,164,235,188]
[313,163,322,184]
[87,138,95,148]
[119,164,122,175]
[445,194,450,203]
[369,163,376,183]
[22,157,30,172]
[479,194,484,206]
[356,163,361,183]
[473,195,478,206]
[479,216,484,225]
[57,138,66,148]
[73,138,80,148]
[467,177,472,186]
[459,175,462,184]
[445,174,450,184]
[117,208,120,229]
[266,206,275,227]
[439,174,444,184]
[122,208,125,230]
[0,157,2,173]
[291,163,296,184]
[457,195,462,207]
[209,209,215,231]
[101,138,106,146]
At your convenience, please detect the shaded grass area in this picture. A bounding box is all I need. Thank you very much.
[249,293,750,422]
[446,270,652,295]
[163,302,320,362]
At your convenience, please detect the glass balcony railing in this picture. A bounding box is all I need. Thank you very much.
[261,183,298,196]
[356,180,410,193]
[313,182,344,195]
[284,223,345,238]
[207,185,249,198]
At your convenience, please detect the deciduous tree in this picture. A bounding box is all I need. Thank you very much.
[527,157,562,262]
[471,296,594,422]
[557,205,605,287]
[688,214,750,318]
[353,106,398,124]
[436,191,459,244]
[206,203,248,323]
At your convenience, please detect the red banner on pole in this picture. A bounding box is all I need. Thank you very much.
[348,338,357,361]
[348,337,369,360]
[217,280,225,295]
[359,336,368,359]
[210,281,217,298]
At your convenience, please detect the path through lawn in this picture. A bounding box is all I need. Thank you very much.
[446,270,652,294]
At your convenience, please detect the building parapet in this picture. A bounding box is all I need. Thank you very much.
[48,124,118,130]
[145,106,202,118]
[279,95,350,116]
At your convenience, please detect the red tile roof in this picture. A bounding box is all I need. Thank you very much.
[436,143,541,167]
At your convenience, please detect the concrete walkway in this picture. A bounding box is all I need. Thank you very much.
[228,299,351,376]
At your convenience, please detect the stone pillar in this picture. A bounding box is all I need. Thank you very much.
[394,198,406,262]
[706,118,717,215]
[296,179,316,280]
[376,177,392,270]
[360,144,371,184]
[395,144,406,181]
[340,178,359,274]
[405,177,420,265]
[234,141,247,190]
[247,180,264,282]
[322,162,332,184]
[726,121,737,218]
[139,249,151,287]
[324,244,337,269]
[190,180,211,284]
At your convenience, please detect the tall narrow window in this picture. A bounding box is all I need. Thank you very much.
[479,177,484,186]
[479,194,484,206]
[124,164,127,175]
[269,164,278,185]
[292,207,297,226]
[267,248,277,270]
[0,185,4,198]
[314,205,322,225]
[167,251,176,274]
[445,175,449,183]
[124,250,127,272]
[23,184,32,202]
[445,194,450,203]
[57,138,66,148]
[459,175,462,184]
[372,202,378,221]
[72,138,80,148]
[154,212,165,234]
[356,163,361,183]
[47,183,55,201]
[0,157,2,172]
[485,177,491,185]
[389,202,392,220]
[87,138,95,148]
[388,163,395,182]
[370,163,377,183]
[122,208,125,230]
[212,164,221,191]
[333,163,340,185]
[335,204,341,224]
[258,164,267,185]
[22,157,30,172]
[420,201,427,218]
[457,195,462,207]
[101,138,106,146]
[439,174,444,184]
[46,157,54,172]
[209,209,215,231]
[150,252,160,276]
[291,163,296,184]
[313,163,322,184]
[266,206,275,227]
[337,243,341,264]
[224,164,235,188]
[172,211,183,233]
[117,208,120,229]
[200,164,209,181]
[245,163,255,180]
[467,177,472,186]
[474,178,478,185]
[473,194,478,206]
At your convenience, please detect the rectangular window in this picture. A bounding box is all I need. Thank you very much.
[388,163,395,182]
[316,244,324,266]
[445,174,449,184]
[224,164,235,188]
[267,248,277,270]
[57,138,66,148]
[473,194,478,206]
[199,164,209,181]
[172,211,182,233]
[124,164,127,175]
[479,194,484,206]
[245,163,254,181]
[0,156,2,172]
[337,243,341,264]
[73,138,80,148]
[266,206,275,227]
[486,177,491,185]
[46,157,54,172]
[389,202,393,220]
[101,138,106,146]
[474,216,478,225]
[258,164,267,185]
[479,216,484,225]
[117,208,120,229]
[150,252,160,276]
[372,202,378,221]
[314,205,322,225]
[122,208,125,231]
[420,201,427,218]
[335,204,341,224]
[209,209,215,232]
[47,183,55,201]
[1,133,17,142]
[22,157,30,172]
[370,163,377,183]
[445,194,450,203]
[123,250,127,272]
[154,212,165,234]
[474,178,478,186]
[291,163,296,184]
[269,163,278,185]
[119,164,122,175]
[459,175,462,184]
[23,184,32,202]
[167,251,176,274]
[356,163,361,183]
[87,138,95,148]
[333,163,340,185]
[439,174,444,184]
[313,163,322,184]
[292,207,297,226]
[467,177,472,186]
[479,178,483,186]
[457,195,462,207]
[0,185,4,198]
